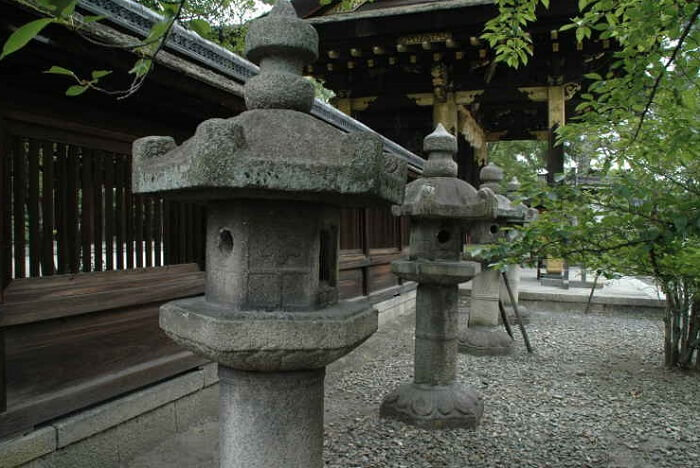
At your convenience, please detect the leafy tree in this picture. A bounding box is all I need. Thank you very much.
[479,0,700,369]
[0,0,271,96]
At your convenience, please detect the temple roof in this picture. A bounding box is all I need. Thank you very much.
[295,0,493,22]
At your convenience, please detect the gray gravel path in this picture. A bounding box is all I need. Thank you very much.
[128,309,700,467]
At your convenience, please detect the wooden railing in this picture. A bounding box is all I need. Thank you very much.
[0,133,205,287]
[0,125,411,437]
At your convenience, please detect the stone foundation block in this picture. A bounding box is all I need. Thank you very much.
[0,427,56,468]
[175,384,220,431]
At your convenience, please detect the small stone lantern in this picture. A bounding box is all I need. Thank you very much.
[379,125,500,429]
[459,163,536,356]
[131,2,406,466]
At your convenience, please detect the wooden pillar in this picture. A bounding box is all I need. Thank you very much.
[431,63,458,135]
[457,137,481,188]
[432,92,458,135]
[547,85,565,184]
[0,117,8,413]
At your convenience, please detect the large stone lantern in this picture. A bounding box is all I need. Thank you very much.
[131,2,406,466]
[459,163,536,356]
[379,125,501,429]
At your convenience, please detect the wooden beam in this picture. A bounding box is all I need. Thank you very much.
[457,106,486,150]
[547,85,566,183]
[406,90,483,108]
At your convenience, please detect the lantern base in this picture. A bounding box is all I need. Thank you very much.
[380,382,483,429]
[458,326,513,356]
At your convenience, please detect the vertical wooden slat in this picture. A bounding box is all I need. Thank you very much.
[193,205,205,269]
[144,198,153,267]
[185,203,194,263]
[170,202,180,264]
[179,203,187,264]
[154,199,162,267]
[162,200,170,265]
[0,122,12,298]
[67,145,79,273]
[104,153,114,270]
[93,151,104,272]
[0,122,7,413]
[361,207,370,296]
[41,142,55,276]
[81,149,93,272]
[27,140,40,277]
[13,137,26,279]
[135,195,143,268]
[115,155,125,269]
[55,143,68,274]
[125,156,134,269]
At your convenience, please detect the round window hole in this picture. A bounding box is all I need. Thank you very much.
[489,224,499,234]
[437,230,451,244]
[218,228,233,255]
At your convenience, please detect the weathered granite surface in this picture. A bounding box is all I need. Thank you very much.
[131,1,407,466]
[380,125,485,430]
[132,111,405,205]
[460,163,536,356]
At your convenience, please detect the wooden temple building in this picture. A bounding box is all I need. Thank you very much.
[0,0,421,441]
[293,0,613,184]
[0,0,615,462]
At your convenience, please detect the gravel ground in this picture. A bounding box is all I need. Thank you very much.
[128,308,700,468]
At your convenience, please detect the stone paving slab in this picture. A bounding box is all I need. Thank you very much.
[460,269,666,308]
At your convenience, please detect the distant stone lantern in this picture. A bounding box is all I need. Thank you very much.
[380,125,501,429]
[131,2,406,467]
[459,163,536,356]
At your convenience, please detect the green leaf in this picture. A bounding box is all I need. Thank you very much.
[91,69,112,80]
[50,0,78,17]
[65,84,88,96]
[129,58,152,76]
[1,18,54,60]
[188,19,211,36]
[584,72,602,80]
[144,20,171,43]
[44,65,75,77]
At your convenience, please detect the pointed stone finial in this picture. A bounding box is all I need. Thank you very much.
[422,124,458,177]
[479,162,504,193]
[243,0,319,112]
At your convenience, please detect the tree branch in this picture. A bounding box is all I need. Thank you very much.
[630,4,700,143]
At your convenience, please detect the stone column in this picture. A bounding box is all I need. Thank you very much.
[219,368,324,467]
[470,269,501,327]
[380,124,494,430]
[131,2,406,466]
[459,163,530,356]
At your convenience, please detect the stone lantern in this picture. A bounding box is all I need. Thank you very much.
[131,2,406,467]
[459,163,536,356]
[379,125,501,429]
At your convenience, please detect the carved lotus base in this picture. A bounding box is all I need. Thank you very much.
[380,382,483,429]
[458,327,513,356]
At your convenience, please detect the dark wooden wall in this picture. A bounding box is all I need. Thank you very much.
[0,117,410,438]
[0,116,208,437]
[0,1,413,438]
